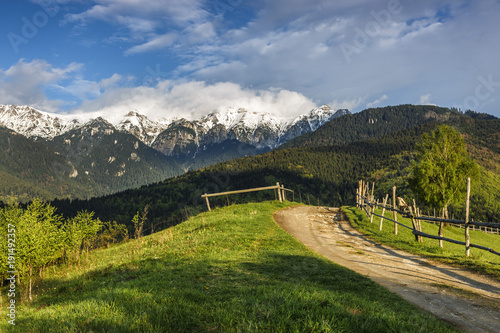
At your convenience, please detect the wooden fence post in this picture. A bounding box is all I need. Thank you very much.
[370,207,375,223]
[412,199,423,242]
[356,186,360,207]
[410,199,424,243]
[465,177,471,257]
[358,180,362,206]
[276,182,282,202]
[361,180,365,201]
[363,182,372,217]
[379,194,389,230]
[439,208,445,248]
[369,192,375,223]
[392,186,398,235]
[204,194,211,211]
[408,206,419,242]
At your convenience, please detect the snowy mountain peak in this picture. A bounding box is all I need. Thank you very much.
[201,106,292,133]
[115,111,168,146]
[0,104,81,138]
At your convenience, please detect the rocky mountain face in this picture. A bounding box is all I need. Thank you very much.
[115,111,169,146]
[151,105,350,157]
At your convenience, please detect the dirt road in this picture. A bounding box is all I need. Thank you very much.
[274,206,500,333]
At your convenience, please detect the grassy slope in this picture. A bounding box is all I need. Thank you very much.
[4,202,458,333]
[343,206,500,280]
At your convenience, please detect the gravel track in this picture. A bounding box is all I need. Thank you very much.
[274,205,500,333]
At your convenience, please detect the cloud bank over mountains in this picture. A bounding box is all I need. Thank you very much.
[1,0,499,119]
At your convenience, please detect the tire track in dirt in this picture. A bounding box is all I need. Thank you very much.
[274,205,500,333]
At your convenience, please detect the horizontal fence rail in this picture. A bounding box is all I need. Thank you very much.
[201,185,280,198]
[356,178,499,258]
[201,182,293,211]
[362,196,500,229]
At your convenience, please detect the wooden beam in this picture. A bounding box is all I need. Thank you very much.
[201,185,280,198]
[465,177,471,257]
[392,186,397,235]
[204,195,211,211]
[379,194,389,231]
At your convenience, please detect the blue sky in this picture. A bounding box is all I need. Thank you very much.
[1,0,499,120]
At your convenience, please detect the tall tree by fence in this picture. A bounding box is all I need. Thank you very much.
[410,125,479,247]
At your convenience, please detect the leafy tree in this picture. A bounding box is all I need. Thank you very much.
[16,200,65,301]
[63,211,103,262]
[410,125,479,213]
[97,221,128,247]
[132,205,148,239]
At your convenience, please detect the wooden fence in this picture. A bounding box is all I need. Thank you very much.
[356,178,500,257]
[201,182,294,211]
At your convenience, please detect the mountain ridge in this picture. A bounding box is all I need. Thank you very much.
[0,104,349,154]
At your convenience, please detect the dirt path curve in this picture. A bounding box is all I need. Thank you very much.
[274,206,500,333]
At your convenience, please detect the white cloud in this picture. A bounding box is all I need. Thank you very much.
[366,94,388,108]
[71,80,318,121]
[0,58,317,121]
[62,0,208,42]
[419,94,435,105]
[54,73,125,100]
[64,0,207,26]
[125,33,177,55]
[0,59,82,111]
[329,98,364,111]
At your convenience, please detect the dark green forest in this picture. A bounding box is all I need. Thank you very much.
[279,104,462,149]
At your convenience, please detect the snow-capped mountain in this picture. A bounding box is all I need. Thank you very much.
[0,105,81,138]
[0,104,350,157]
[151,105,349,156]
[115,111,169,146]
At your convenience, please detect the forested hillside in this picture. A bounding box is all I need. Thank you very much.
[0,123,184,202]
[0,127,91,201]
[279,104,462,149]
[50,107,500,235]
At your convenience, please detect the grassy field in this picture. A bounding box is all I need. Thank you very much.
[2,201,460,332]
[343,206,500,280]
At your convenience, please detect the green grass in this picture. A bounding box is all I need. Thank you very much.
[343,206,500,280]
[2,202,459,332]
